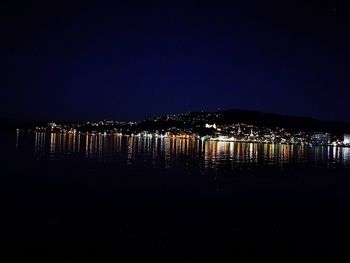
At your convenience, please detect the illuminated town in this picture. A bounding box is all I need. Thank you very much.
[29,110,350,147]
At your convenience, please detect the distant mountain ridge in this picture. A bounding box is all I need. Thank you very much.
[2,109,350,135]
[216,109,350,134]
[142,109,350,135]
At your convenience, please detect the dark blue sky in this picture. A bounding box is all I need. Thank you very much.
[1,0,346,122]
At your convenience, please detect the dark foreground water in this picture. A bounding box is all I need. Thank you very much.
[1,130,350,262]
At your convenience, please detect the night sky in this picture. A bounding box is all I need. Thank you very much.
[1,0,346,122]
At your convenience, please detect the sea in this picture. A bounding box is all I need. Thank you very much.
[1,130,350,262]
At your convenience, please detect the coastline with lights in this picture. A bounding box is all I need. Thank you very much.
[18,109,350,147]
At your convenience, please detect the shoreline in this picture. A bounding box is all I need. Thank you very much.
[19,129,350,148]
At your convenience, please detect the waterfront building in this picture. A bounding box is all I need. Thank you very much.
[344,134,350,145]
[310,133,330,145]
[205,123,217,129]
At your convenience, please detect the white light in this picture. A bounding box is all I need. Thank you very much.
[344,134,350,144]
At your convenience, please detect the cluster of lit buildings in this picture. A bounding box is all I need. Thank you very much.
[27,109,350,147]
[203,123,350,147]
[30,118,350,147]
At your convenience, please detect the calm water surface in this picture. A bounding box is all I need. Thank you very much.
[17,131,350,169]
[2,130,350,261]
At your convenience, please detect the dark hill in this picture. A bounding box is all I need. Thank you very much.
[218,109,350,135]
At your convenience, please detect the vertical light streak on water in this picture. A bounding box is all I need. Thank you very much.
[164,138,171,168]
[137,136,142,155]
[40,132,45,153]
[15,132,350,170]
[127,136,133,165]
[77,133,80,153]
[152,137,157,167]
[98,134,103,160]
[249,143,253,162]
[15,130,20,151]
[85,135,89,157]
[343,148,350,167]
[62,133,66,154]
[72,133,76,153]
[49,133,56,159]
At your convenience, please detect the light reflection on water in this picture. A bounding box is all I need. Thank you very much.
[18,131,350,170]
